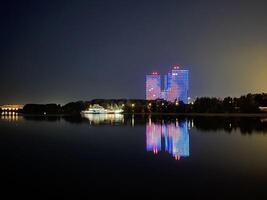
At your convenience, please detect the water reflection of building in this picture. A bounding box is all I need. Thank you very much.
[1,112,20,121]
[81,113,124,125]
[146,119,189,160]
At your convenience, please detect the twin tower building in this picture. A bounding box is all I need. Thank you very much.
[146,64,189,103]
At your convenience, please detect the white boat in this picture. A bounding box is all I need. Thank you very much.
[81,104,107,114]
[81,104,124,114]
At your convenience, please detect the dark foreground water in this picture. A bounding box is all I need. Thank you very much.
[1,114,267,199]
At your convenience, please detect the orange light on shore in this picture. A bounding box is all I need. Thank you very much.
[0,105,23,111]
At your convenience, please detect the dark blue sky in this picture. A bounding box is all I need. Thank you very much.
[1,0,267,104]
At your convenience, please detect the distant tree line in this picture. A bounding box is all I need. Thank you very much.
[22,104,62,114]
[22,102,86,115]
[20,93,267,114]
[193,93,267,113]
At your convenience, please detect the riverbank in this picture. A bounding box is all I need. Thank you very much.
[4,112,267,118]
[142,113,267,117]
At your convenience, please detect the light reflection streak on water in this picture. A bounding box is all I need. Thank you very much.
[146,118,189,160]
[81,113,124,124]
[1,112,19,121]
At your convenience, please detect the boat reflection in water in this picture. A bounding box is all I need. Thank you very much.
[81,113,124,125]
[146,118,189,160]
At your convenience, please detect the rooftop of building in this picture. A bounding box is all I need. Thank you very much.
[0,104,24,110]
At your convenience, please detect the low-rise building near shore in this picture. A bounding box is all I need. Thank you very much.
[0,104,24,112]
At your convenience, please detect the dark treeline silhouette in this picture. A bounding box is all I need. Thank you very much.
[61,101,86,114]
[20,93,267,114]
[23,104,61,114]
[193,93,267,113]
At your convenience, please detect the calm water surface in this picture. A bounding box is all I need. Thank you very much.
[1,114,267,199]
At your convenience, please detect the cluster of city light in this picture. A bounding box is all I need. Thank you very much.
[1,107,18,111]
[151,71,159,75]
[173,64,180,70]
[1,111,18,115]
[0,104,23,112]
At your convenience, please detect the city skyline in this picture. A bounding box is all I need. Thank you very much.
[2,1,267,199]
[146,65,189,103]
[1,0,267,104]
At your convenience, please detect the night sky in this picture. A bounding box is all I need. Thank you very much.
[1,0,267,104]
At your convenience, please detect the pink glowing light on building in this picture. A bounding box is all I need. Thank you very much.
[172,64,181,70]
[146,72,161,100]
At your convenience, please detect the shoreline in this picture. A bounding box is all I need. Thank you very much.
[139,113,267,117]
[5,112,267,118]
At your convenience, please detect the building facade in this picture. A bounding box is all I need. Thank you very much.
[166,66,189,103]
[146,72,161,100]
[146,65,189,103]
[0,104,24,112]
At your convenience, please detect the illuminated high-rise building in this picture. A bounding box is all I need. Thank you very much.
[146,65,189,103]
[166,65,189,103]
[146,72,161,100]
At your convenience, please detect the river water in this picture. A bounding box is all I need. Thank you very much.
[1,114,267,198]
